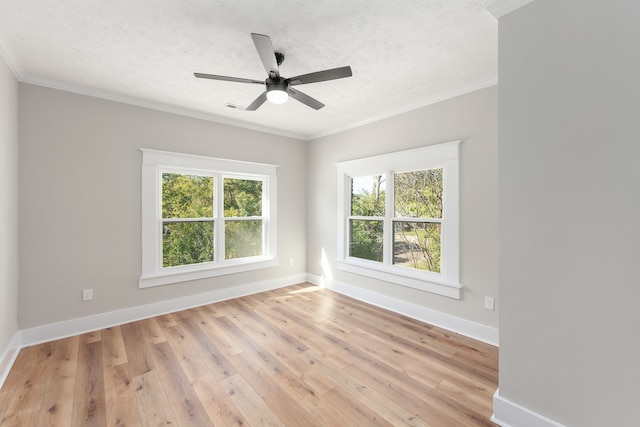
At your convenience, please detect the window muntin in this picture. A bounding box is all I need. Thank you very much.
[140,149,277,288]
[336,142,460,298]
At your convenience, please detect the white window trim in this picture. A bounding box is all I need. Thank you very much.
[140,149,278,288]
[336,141,461,299]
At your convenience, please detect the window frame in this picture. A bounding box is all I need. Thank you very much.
[140,149,278,288]
[336,141,461,299]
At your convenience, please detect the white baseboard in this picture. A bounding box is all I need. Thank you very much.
[492,388,565,427]
[306,273,499,346]
[0,331,20,390]
[19,273,307,347]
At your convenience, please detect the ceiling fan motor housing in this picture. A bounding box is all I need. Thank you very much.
[266,77,288,93]
[266,77,289,104]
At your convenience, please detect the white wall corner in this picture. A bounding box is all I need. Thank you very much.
[487,0,537,19]
[492,388,566,427]
[307,273,499,347]
[0,27,23,79]
[0,331,21,390]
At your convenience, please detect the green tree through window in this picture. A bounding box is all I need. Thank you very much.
[347,169,443,273]
[336,142,460,298]
[393,169,443,273]
[349,175,385,261]
[141,149,278,288]
[161,173,214,267]
[224,178,263,259]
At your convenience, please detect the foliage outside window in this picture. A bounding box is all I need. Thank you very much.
[393,169,443,273]
[337,142,461,299]
[224,178,263,260]
[162,173,215,267]
[140,149,277,288]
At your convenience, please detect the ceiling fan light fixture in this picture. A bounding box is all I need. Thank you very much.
[266,88,288,104]
[194,33,352,111]
[266,78,289,104]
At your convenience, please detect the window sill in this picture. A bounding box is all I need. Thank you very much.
[336,259,461,299]
[139,257,279,288]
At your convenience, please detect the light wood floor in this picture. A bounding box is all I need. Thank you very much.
[0,283,498,426]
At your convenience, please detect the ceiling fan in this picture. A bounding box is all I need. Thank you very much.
[194,33,352,111]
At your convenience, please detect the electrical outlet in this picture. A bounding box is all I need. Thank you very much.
[82,288,93,301]
[484,296,495,310]
[289,258,294,266]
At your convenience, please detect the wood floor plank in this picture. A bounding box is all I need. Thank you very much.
[192,373,249,427]
[101,326,127,369]
[150,341,213,426]
[104,364,144,426]
[132,370,177,427]
[219,374,286,427]
[298,348,430,427]
[159,322,212,383]
[343,355,473,427]
[0,283,498,426]
[72,338,106,427]
[0,342,56,426]
[159,313,250,426]
[226,350,319,427]
[35,336,80,427]
[191,306,243,357]
[119,322,154,378]
[175,314,238,381]
[137,317,167,346]
[323,385,395,427]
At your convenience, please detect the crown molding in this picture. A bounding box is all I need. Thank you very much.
[308,77,498,141]
[487,0,537,18]
[20,74,307,141]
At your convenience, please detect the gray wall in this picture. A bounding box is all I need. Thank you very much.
[18,84,307,328]
[0,55,19,354]
[307,86,498,328]
[498,1,640,425]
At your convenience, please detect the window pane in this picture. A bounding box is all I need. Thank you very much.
[225,220,262,259]
[351,175,385,216]
[393,221,441,273]
[394,169,442,218]
[224,178,262,217]
[162,221,214,267]
[162,173,213,218]
[349,219,384,262]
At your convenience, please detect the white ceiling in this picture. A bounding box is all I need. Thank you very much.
[0,0,498,140]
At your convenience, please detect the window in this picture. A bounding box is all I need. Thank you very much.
[337,141,461,298]
[140,149,277,288]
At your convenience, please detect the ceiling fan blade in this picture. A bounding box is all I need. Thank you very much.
[251,33,279,78]
[287,66,352,86]
[245,92,268,111]
[194,73,264,84]
[288,87,325,110]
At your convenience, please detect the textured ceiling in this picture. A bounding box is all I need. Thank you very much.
[0,0,498,140]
